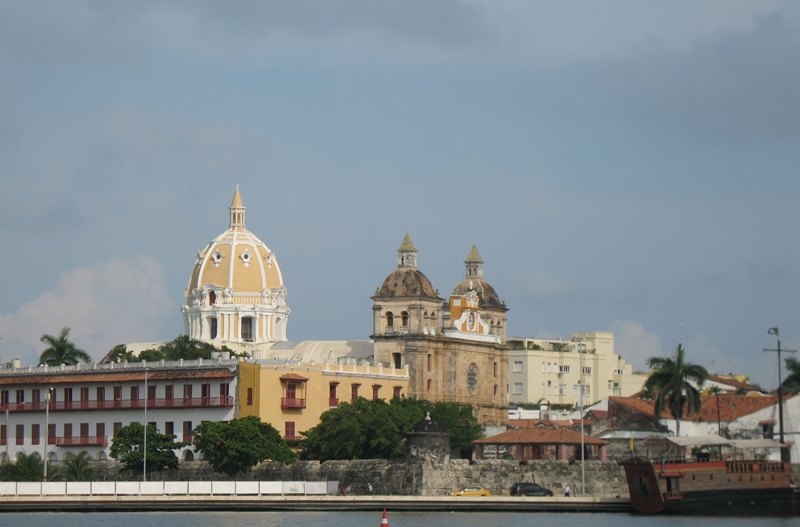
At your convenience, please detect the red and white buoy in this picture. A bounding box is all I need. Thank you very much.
[381,509,389,527]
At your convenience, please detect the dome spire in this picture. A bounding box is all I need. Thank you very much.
[465,245,484,278]
[397,233,418,268]
[229,184,245,228]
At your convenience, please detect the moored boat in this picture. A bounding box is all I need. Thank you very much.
[622,435,799,515]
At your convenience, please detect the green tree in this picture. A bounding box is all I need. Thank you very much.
[0,453,44,481]
[159,335,215,361]
[644,344,709,436]
[110,423,186,474]
[106,344,135,363]
[782,356,800,393]
[429,401,483,456]
[57,451,96,481]
[39,327,92,366]
[192,416,296,477]
[138,348,165,362]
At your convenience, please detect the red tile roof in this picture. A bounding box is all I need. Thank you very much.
[474,426,606,446]
[610,394,786,422]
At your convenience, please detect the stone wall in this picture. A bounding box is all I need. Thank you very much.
[95,458,629,497]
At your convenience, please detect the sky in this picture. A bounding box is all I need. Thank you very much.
[1,1,799,389]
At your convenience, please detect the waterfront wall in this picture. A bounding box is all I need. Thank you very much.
[97,459,629,497]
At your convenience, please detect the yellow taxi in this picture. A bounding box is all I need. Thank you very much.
[450,486,492,496]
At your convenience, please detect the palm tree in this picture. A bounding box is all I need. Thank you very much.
[58,451,96,481]
[39,327,92,366]
[707,386,723,436]
[644,344,709,437]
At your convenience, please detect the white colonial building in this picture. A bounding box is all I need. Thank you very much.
[0,358,237,464]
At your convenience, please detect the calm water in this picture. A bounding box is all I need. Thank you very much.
[0,511,798,527]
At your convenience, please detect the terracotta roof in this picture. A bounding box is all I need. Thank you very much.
[0,368,235,386]
[474,426,606,446]
[707,375,754,390]
[610,394,786,423]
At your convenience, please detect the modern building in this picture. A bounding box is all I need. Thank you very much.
[507,333,646,409]
[0,358,237,463]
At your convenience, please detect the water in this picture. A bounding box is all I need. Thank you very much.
[0,511,798,527]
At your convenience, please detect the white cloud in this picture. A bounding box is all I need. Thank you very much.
[609,320,663,372]
[0,256,170,365]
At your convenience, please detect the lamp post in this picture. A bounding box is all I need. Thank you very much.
[143,368,148,482]
[43,388,51,481]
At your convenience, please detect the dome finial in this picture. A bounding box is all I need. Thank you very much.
[229,185,245,228]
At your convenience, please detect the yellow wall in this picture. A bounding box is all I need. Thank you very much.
[239,361,410,439]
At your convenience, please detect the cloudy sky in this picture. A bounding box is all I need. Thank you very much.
[1,1,799,388]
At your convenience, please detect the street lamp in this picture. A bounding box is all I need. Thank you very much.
[572,338,586,497]
[43,387,51,481]
[143,368,148,482]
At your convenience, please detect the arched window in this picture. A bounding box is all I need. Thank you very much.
[386,311,394,328]
[427,379,433,392]
[209,291,216,305]
[401,311,409,327]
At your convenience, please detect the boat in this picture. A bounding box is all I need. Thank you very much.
[622,435,799,515]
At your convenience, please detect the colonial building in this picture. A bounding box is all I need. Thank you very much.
[238,359,409,441]
[506,333,646,408]
[181,186,290,344]
[0,358,237,463]
[371,236,509,426]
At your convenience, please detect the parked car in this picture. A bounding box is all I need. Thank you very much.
[509,482,553,497]
[450,486,492,497]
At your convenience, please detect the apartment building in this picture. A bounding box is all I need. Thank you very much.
[507,332,646,408]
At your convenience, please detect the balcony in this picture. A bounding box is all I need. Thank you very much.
[281,397,306,409]
[54,435,108,447]
[0,396,234,413]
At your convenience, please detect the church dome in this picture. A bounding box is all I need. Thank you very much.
[186,187,284,295]
[375,234,440,300]
[451,246,505,310]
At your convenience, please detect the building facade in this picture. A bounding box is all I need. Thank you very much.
[238,359,409,440]
[507,333,645,408]
[0,359,237,463]
[371,236,509,426]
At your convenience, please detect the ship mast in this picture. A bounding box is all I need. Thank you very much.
[764,326,796,445]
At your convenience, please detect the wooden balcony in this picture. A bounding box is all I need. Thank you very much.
[54,435,108,447]
[281,397,306,409]
[0,396,234,413]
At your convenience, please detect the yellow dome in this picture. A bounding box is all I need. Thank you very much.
[186,186,284,294]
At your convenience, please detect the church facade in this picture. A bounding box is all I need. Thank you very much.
[372,235,510,426]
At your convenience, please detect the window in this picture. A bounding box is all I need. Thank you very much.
[130,386,139,402]
[392,353,402,369]
[183,421,193,442]
[183,384,193,400]
[386,311,394,328]
[582,366,592,375]
[15,424,23,445]
[513,361,523,373]
[614,368,624,375]
[165,422,174,436]
[427,379,433,392]
[31,424,40,445]
[148,384,156,403]
[96,423,105,440]
[210,317,218,339]
[351,383,361,402]
[393,386,402,398]
[401,311,409,327]
[64,387,73,407]
[80,423,89,439]
[114,386,122,407]
[0,390,8,405]
[220,382,230,400]
[0,425,5,446]
[15,389,24,404]
[96,386,105,406]
[165,385,174,403]
[113,422,122,438]
[32,389,41,405]
[285,421,296,440]
[372,384,381,401]
[201,383,211,400]
[329,382,339,406]
[246,387,253,406]
[559,365,570,373]
[559,384,567,395]
[494,362,497,378]
[241,317,253,340]
[48,424,56,444]
[573,385,579,396]
[80,386,89,406]
[64,423,73,439]
[427,354,432,372]
[513,383,523,394]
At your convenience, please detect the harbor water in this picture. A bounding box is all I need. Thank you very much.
[0,511,798,527]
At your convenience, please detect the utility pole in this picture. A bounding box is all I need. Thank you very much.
[764,326,796,444]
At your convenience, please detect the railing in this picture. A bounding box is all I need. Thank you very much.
[0,396,234,413]
[0,480,336,497]
[281,398,306,409]
[54,435,108,447]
